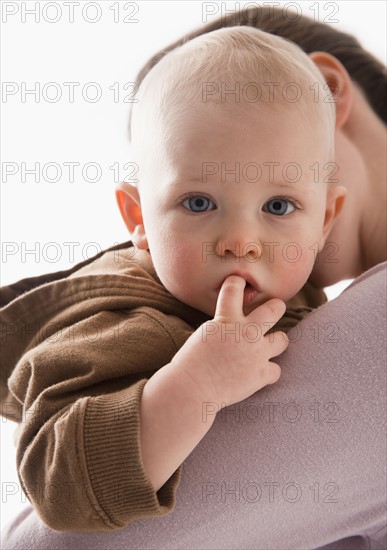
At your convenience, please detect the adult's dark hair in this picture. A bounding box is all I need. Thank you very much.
[128,6,386,139]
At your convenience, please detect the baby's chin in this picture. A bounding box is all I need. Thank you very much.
[166,287,214,317]
[188,300,216,317]
[181,296,217,317]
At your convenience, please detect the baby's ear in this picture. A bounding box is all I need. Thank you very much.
[308,51,353,130]
[321,184,347,246]
[115,181,149,249]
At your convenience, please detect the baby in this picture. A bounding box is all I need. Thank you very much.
[116,26,346,493]
[0,26,346,532]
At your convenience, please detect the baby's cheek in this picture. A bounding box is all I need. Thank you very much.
[166,247,199,289]
[276,249,315,299]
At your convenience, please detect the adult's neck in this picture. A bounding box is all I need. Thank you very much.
[349,87,387,275]
[309,83,387,288]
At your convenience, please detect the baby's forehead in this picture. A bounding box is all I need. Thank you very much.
[155,122,328,189]
[136,98,330,189]
[159,96,323,149]
[145,70,326,142]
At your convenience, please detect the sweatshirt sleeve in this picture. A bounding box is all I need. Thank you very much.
[7,307,193,533]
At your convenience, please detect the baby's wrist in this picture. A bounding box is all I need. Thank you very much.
[167,359,221,417]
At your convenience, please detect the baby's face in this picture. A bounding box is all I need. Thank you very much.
[136,102,332,317]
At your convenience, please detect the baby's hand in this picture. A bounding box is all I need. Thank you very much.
[170,275,289,409]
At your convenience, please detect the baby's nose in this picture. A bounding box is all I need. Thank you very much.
[215,239,262,260]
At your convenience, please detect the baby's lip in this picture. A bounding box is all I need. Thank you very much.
[216,272,260,293]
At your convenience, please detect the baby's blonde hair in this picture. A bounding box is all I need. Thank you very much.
[131,26,335,173]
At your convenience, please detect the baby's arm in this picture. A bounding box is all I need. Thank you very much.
[140,275,288,492]
[1,307,200,533]
[1,278,286,533]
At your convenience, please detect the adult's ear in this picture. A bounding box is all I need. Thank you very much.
[308,51,353,130]
[320,184,347,249]
[115,181,149,250]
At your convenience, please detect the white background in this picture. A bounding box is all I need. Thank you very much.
[1,0,386,533]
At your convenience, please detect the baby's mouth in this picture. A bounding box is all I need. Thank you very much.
[215,275,260,294]
[214,279,261,306]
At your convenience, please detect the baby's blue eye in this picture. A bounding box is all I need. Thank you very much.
[264,198,296,216]
[182,195,214,212]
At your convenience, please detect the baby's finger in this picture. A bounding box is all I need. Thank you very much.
[266,330,289,358]
[214,275,246,323]
[265,361,282,385]
[249,298,287,334]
